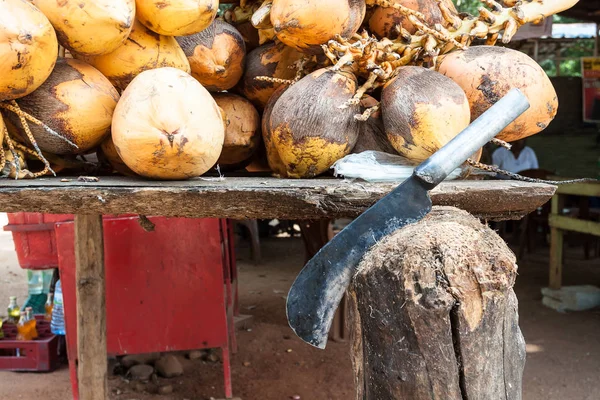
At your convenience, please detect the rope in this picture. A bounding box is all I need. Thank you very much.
[5,101,55,176]
[3,133,22,180]
[0,127,7,172]
[11,140,51,178]
[254,76,294,85]
[0,101,78,148]
[467,159,598,185]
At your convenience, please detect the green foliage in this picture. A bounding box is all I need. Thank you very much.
[452,0,480,15]
[541,40,594,77]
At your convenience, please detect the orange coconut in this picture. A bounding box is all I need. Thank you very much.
[270,0,366,54]
[6,58,119,155]
[73,20,190,91]
[0,0,57,100]
[369,0,457,38]
[111,67,224,180]
[33,0,135,56]
[437,46,558,142]
[213,93,261,170]
[176,20,246,92]
[136,0,218,36]
[381,66,472,163]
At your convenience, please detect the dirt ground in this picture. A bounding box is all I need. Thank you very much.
[1,217,600,400]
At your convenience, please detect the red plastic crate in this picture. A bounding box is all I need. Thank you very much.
[4,212,133,270]
[0,316,60,372]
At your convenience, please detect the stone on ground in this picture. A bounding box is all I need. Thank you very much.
[121,352,161,368]
[187,350,206,360]
[155,355,184,378]
[128,364,154,381]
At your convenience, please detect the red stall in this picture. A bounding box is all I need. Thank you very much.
[1,213,238,399]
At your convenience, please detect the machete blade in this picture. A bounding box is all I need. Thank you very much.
[286,176,432,349]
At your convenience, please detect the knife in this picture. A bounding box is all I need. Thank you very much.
[286,88,530,349]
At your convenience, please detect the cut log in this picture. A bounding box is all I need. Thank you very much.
[349,206,525,400]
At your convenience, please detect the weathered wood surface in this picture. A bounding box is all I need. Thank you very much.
[75,214,107,400]
[0,177,555,220]
[349,207,525,400]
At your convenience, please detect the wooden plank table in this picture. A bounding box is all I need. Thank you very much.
[0,177,556,400]
[548,182,600,289]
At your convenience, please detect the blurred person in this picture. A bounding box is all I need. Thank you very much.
[491,138,539,176]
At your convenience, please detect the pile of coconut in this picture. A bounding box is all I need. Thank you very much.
[0,0,573,180]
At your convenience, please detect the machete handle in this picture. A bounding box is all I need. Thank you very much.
[414,88,530,187]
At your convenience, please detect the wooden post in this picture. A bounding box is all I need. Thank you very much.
[549,194,564,290]
[75,214,107,400]
[349,207,525,399]
[594,23,599,57]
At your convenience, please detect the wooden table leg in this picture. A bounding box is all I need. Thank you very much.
[549,195,564,290]
[75,214,107,400]
[549,228,564,290]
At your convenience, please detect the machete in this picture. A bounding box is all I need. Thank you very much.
[286,88,531,349]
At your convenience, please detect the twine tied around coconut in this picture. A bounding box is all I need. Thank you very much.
[0,100,79,179]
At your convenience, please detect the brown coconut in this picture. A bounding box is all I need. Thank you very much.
[235,21,261,52]
[270,0,366,54]
[6,59,119,155]
[235,42,304,110]
[176,20,246,92]
[0,0,58,101]
[111,67,224,180]
[213,93,260,170]
[73,19,191,91]
[352,95,398,155]
[369,0,457,38]
[136,0,218,36]
[437,46,558,142]
[266,68,360,178]
[261,84,288,175]
[33,0,134,56]
[381,66,473,163]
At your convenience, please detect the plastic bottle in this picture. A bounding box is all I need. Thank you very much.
[7,296,20,324]
[50,280,66,335]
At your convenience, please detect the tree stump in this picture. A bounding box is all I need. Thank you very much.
[349,206,525,400]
